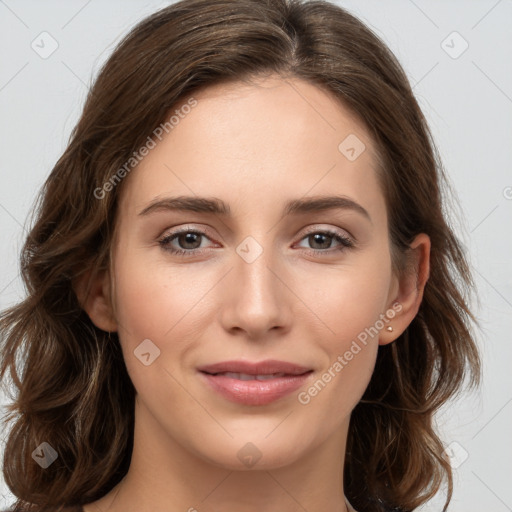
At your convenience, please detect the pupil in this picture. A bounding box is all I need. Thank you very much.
[312,233,330,249]
[182,233,200,249]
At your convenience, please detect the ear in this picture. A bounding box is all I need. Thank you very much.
[73,268,118,333]
[379,233,430,345]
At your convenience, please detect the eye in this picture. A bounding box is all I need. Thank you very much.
[296,229,354,254]
[158,228,214,257]
[158,227,355,257]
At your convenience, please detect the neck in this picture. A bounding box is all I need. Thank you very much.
[86,398,351,512]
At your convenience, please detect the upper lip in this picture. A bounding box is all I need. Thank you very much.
[197,359,312,376]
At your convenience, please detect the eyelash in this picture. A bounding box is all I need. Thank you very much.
[158,227,354,257]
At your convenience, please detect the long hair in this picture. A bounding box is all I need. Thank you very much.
[0,1,481,511]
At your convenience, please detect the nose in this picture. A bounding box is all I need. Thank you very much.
[218,237,293,341]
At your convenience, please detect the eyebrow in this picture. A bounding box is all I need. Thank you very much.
[138,195,372,222]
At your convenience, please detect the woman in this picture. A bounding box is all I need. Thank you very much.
[0,0,480,511]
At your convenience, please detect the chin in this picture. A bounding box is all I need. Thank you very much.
[193,433,308,471]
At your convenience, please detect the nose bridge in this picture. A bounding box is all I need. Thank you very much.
[222,232,291,335]
[235,233,281,305]
[236,236,275,294]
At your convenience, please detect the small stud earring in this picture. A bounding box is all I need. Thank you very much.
[386,326,393,332]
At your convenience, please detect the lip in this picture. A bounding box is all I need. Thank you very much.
[197,359,312,376]
[197,359,314,406]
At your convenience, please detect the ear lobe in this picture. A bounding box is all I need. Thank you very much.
[379,233,431,346]
[73,268,118,333]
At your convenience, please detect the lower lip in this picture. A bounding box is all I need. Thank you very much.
[199,371,313,406]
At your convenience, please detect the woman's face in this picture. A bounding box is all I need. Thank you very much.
[107,75,406,470]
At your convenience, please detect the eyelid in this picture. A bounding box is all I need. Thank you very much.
[159,224,215,240]
[160,225,214,242]
[299,224,354,241]
[159,224,353,246]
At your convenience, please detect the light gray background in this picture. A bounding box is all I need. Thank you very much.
[0,1,511,510]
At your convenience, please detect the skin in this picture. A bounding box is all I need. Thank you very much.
[79,75,430,512]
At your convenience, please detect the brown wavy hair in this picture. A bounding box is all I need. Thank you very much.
[0,0,481,511]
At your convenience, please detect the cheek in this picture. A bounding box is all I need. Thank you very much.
[336,274,391,339]
[306,256,392,402]
[312,255,393,341]
[298,279,386,421]
[112,248,207,337]
[111,249,221,384]
[110,256,193,410]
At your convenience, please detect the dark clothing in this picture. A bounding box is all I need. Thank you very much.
[2,507,83,512]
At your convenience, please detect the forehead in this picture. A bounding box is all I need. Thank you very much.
[118,75,385,222]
